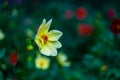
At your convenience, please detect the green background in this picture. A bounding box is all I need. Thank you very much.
[0,0,120,80]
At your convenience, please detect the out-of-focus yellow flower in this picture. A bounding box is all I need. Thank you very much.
[100,65,107,71]
[35,55,50,70]
[27,44,33,51]
[57,52,71,67]
[34,19,63,56]
[0,30,5,40]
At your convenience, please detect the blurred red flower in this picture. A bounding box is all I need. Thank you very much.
[110,19,120,34]
[78,24,93,36]
[64,10,73,19]
[107,9,115,19]
[9,52,18,65]
[75,7,87,20]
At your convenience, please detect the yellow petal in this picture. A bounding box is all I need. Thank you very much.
[48,30,63,41]
[46,19,52,30]
[37,19,46,35]
[36,19,52,39]
[48,41,62,49]
[50,48,57,56]
[40,45,57,56]
[35,38,42,48]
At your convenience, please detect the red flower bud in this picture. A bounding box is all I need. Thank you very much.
[107,9,115,19]
[75,7,87,20]
[9,52,18,65]
[78,24,93,36]
[110,19,120,34]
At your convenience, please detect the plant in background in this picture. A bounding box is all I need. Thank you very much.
[26,39,34,51]
[27,44,34,51]
[100,65,107,72]
[57,52,71,67]
[34,19,63,56]
[1,1,120,79]
[25,28,34,38]
[63,9,73,19]
[0,30,5,41]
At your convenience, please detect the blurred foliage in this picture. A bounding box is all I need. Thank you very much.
[0,0,120,80]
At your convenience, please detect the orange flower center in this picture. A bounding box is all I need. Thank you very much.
[41,34,48,44]
[117,24,120,30]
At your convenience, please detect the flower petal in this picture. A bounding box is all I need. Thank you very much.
[50,49,57,56]
[48,30,63,41]
[34,37,42,48]
[40,45,57,56]
[37,19,46,35]
[46,19,52,31]
[37,19,52,36]
[48,41,62,49]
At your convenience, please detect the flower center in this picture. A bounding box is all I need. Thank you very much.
[117,24,120,30]
[39,61,44,67]
[41,34,48,44]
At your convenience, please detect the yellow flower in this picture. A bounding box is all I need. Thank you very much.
[35,19,63,56]
[57,52,71,67]
[35,55,50,70]
[0,30,5,40]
